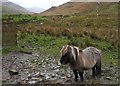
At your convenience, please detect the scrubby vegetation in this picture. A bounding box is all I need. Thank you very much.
[2,14,47,23]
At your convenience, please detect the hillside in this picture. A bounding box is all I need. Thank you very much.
[40,2,115,16]
[2,0,32,14]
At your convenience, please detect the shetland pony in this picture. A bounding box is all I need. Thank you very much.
[60,45,101,81]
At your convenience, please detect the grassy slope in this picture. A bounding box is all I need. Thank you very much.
[16,32,118,66]
[40,2,116,16]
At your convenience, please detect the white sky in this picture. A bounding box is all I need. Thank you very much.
[8,0,70,9]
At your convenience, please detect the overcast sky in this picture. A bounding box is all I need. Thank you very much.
[8,0,70,9]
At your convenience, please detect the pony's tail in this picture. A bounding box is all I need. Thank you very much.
[97,49,102,75]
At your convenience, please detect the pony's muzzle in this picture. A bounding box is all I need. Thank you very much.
[60,59,66,65]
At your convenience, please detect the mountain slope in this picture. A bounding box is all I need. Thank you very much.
[40,2,114,16]
[2,1,32,14]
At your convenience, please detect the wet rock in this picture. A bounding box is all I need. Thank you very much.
[55,69,60,72]
[45,74,50,80]
[46,58,49,61]
[33,72,40,77]
[27,74,32,79]
[67,74,72,78]
[58,61,61,66]
[41,59,44,63]
[25,71,29,74]
[42,65,45,68]
[28,72,40,79]
[40,73,46,77]
[39,78,43,82]
[51,65,60,69]
[101,73,105,76]
[28,80,37,84]
[118,67,120,69]
[55,79,67,84]
[51,74,56,78]
[12,55,17,60]
[11,80,19,84]
[25,78,29,81]
[32,53,39,57]
[8,69,18,75]
[55,66,60,69]
[106,76,111,80]
[61,76,66,79]
[31,77,40,80]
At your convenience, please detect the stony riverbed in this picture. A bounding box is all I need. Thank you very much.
[2,52,119,85]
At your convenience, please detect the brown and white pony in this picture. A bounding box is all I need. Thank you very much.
[60,45,101,81]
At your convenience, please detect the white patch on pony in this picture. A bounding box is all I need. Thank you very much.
[60,45,69,56]
[74,46,80,56]
[60,45,81,62]
[70,46,76,61]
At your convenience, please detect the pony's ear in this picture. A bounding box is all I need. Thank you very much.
[67,46,71,52]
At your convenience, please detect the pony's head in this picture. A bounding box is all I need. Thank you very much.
[60,45,79,65]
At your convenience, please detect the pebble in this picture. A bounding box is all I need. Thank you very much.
[8,69,18,75]
[58,61,61,66]
[106,76,111,80]
[32,53,39,57]
[55,69,60,72]
[51,74,56,78]
[31,77,39,80]
[55,79,65,84]
[41,59,44,63]
[67,74,72,78]
[39,78,43,82]
[28,81,37,84]
[45,74,50,80]
[33,72,40,77]
[40,73,46,77]
[42,65,45,68]
[61,76,66,79]
[51,65,60,69]
[28,74,32,79]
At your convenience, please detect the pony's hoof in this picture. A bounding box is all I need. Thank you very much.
[95,73,101,77]
[81,79,84,81]
[74,78,78,82]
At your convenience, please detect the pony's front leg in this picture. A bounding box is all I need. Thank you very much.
[92,66,96,77]
[79,71,84,81]
[73,69,78,82]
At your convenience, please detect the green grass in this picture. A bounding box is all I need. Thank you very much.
[15,31,118,66]
[2,14,47,23]
[102,50,118,66]
[2,46,17,54]
[17,31,69,56]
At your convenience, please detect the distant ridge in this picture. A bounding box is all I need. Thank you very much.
[1,0,32,14]
[27,7,45,13]
[40,2,113,16]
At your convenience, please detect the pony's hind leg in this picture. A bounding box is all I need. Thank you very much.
[95,60,101,77]
[73,69,78,82]
[92,66,96,77]
[79,71,84,81]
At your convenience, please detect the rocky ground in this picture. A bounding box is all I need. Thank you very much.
[2,52,119,85]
